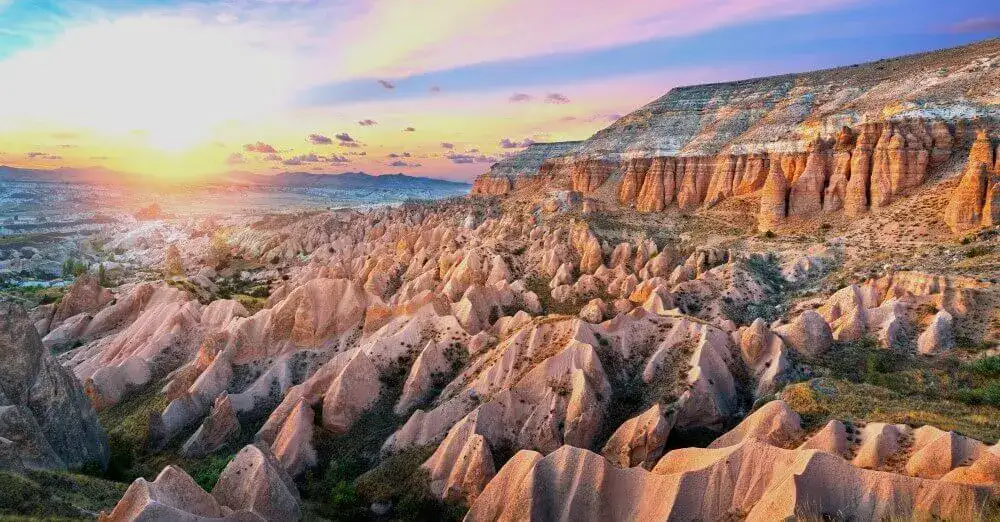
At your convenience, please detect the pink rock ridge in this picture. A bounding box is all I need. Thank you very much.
[466,400,1000,522]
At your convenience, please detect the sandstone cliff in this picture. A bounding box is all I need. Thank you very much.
[472,39,1000,232]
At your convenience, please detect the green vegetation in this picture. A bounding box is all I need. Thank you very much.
[786,338,1000,442]
[0,283,67,307]
[967,356,1000,377]
[0,470,126,520]
[188,453,235,492]
[0,232,65,249]
[61,259,88,278]
[299,368,467,521]
[524,274,606,317]
[782,378,1000,443]
[97,382,170,482]
[164,244,183,277]
[721,252,787,326]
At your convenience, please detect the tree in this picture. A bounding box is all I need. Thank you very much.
[208,232,230,270]
[164,244,183,277]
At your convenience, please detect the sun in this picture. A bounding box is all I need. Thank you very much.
[0,14,297,157]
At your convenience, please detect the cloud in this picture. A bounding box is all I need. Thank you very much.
[403,127,416,132]
[499,137,536,149]
[329,155,351,164]
[331,0,858,78]
[509,93,532,103]
[335,132,355,143]
[467,148,480,153]
[441,142,455,149]
[358,119,378,126]
[389,160,421,167]
[429,86,442,93]
[544,93,570,104]
[264,153,283,161]
[378,79,395,89]
[945,17,1000,33]
[308,133,333,144]
[446,152,498,164]
[387,152,412,158]
[26,151,62,160]
[226,152,246,165]
[283,152,323,165]
[244,141,277,153]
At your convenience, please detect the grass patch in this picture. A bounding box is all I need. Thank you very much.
[0,470,127,520]
[524,275,603,317]
[966,356,1000,377]
[782,378,1000,443]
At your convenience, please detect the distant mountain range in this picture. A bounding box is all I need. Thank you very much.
[219,170,470,190]
[0,165,470,190]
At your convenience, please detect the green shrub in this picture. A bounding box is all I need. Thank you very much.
[188,454,234,492]
[967,356,1000,377]
[965,246,990,258]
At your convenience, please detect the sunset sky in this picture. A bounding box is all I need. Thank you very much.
[0,0,998,183]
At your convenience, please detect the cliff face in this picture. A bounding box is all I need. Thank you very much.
[470,141,582,195]
[473,38,1000,232]
[944,130,1000,233]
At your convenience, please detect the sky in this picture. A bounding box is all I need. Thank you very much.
[0,0,998,183]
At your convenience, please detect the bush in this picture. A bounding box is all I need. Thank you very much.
[355,446,466,521]
[965,246,990,258]
[966,356,1000,377]
[955,382,1000,406]
[189,454,234,492]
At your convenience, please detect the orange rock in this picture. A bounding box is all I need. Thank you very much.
[757,161,789,232]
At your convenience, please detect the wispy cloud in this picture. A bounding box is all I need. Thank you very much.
[544,93,570,104]
[245,141,277,153]
[945,16,1000,33]
[499,137,536,149]
[308,133,333,145]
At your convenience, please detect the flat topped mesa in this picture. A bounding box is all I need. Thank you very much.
[471,39,1000,233]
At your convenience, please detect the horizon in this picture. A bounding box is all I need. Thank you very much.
[0,163,474,185]
[1,0,998,183]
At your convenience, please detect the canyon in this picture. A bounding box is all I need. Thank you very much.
[0,38,999,522]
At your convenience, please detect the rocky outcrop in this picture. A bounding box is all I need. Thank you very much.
[601,404,672,469]
[467,400,999,522]
[102,443,301,522]
[0,302,108,471]
[944,130,997,234]
[758,161,790,232]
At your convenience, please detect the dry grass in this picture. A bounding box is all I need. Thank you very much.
[782,378,1000,443]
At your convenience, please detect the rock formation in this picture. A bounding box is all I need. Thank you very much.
[944,130,997,233]
[0,302,108,471]
[469,41,1000,231]
[101,443,301,521]
[466,400,999,521]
